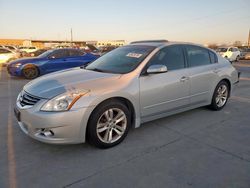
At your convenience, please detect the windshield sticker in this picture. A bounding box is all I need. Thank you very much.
[126,53,143,58]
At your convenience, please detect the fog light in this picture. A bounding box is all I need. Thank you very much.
[38,129,54,137]
[43,130,54,137]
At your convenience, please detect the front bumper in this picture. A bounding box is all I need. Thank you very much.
[7,65,22,76]
[15,99,94,144]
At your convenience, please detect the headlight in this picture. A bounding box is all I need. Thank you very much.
[40,90,89,112]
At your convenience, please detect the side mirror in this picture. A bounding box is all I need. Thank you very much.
[147,64,168,74]
[49,55,56,59]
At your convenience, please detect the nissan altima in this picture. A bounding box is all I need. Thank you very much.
[14,40,239,148]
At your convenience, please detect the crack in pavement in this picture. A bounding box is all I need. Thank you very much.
[63,137,182,187]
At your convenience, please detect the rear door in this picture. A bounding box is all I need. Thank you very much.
[185,45,220,105]
[63,49,87,68]
[140,45,190,120]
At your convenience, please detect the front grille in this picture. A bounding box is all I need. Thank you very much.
[19,92,40,107]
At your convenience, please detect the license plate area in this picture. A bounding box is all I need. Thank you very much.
[14,107,21,122]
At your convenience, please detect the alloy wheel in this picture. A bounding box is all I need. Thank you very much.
[215,84,228,108]
[23,67,38,79]
[96,108,127,144]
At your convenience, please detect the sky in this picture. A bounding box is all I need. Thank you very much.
[0,0,249,44]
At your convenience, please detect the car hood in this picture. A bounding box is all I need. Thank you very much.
[23,68,121,99]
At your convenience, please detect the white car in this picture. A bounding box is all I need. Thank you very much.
[19,46,38,53]
[0,48,19,65]
[216,47,241,62]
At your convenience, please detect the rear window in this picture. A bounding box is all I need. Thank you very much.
[209,51,218,63]
[68,49,84,56]
[217,48,227,52]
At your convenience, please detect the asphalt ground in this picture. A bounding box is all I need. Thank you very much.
[0,60,250,188]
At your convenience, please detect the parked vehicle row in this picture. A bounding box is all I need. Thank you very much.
[14,40,239,148]
[0,48,20,65]
[240,48,250,60]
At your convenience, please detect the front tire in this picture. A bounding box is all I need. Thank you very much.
[87,100,131,149]
[209,81,229,111]
[22,65,39,79]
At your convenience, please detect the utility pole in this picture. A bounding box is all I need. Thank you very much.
[70,28,73,46]
[248,29,250,48]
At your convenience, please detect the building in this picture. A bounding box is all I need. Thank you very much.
[0,39,24,46]
[0,39,125,48]
[86,40,125,47]
[0,39,86,48]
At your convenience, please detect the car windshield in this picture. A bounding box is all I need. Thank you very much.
[38,50,54,58]
[86,45,155,74]
[216,48,227,52]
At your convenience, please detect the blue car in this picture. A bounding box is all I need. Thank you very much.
[7,48,99,79]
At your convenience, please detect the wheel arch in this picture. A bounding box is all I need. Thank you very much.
[21,63,40,76]
[216,78,232,97]
[85,97,136,139]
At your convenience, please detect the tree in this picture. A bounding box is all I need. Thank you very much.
[207,44,218,50]
[233,41,242,47]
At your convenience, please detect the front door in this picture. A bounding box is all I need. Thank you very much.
[139,45,190,120]
[46,49,69,73]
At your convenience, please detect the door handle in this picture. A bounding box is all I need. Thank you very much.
[180,76,189,82]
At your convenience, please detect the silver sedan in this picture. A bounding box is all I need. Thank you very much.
[14,40,239,148]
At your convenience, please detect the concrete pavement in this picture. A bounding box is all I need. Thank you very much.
[0,61,250,188]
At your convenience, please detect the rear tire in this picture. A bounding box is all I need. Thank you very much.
[87,100,131,149]
[209,81,229,111]
[22,65,39,79]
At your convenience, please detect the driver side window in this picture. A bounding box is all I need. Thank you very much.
[148,45,185,71]
[50,50,69,59]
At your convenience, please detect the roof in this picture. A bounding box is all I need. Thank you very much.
[129,40,205,48]
[130,40,168,47]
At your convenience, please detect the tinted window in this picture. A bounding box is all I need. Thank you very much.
[148,45,185,71]
[6,46,15,50]
[209,51,218,63]
[0,49,10,53]
[68,49,83,56]
[186,45,211,67]
[50,50,69,58]
[86,45,155,74]
[216,48,227,52]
